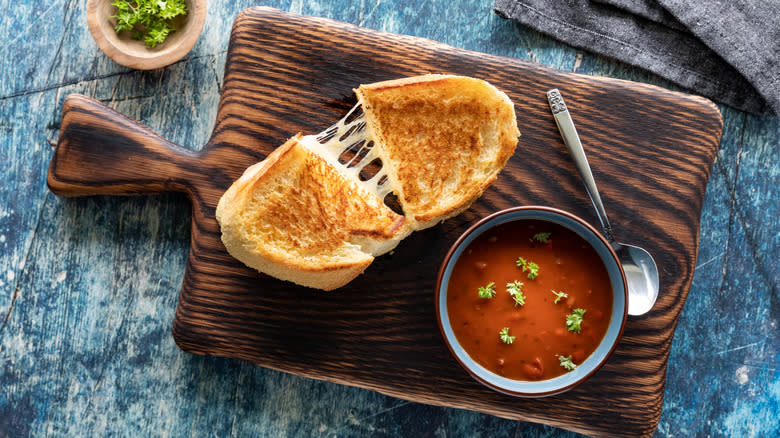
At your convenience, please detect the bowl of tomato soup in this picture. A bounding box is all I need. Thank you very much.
[436,206,627,397]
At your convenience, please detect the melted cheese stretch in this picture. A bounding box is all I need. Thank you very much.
[299,102,395,204]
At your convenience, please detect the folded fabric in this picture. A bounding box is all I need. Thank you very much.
[494,0,779,116]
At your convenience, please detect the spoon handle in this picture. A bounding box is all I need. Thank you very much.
[546,89,614,242]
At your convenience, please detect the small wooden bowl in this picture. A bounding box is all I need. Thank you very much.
[86,0,207,70]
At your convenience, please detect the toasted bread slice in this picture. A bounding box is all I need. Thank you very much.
[215,135,410,291]
[356,74,520,229]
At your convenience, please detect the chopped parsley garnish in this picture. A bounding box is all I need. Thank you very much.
[499,327,516,344]
[506,281,526,306]
[478,282,496,299]
[558,355,577,371]
[552,290,568,304]
[531,232,552,243]
[566,308,586,333]
[515,257,540,279]
[112,0,189,48]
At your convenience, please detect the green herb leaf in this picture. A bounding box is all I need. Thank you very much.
[552,290,568,304]
[531,232,552,243]
[516,256,540,279]
[558,355,577,371]
[526,262,539,279]
[499,327,516,344]
[566,308,586,333]
[111,0,188,48]
[145,24,170,47]
[506,281,526,306]
[478,282,496,299]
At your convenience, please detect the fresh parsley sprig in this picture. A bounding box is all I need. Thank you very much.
[516,256,540,279]
[530,232,552,243]
[112,0,189,48]
[552,290,568,304]
[499,327,516,344]
[566,308,586,333]
[478,282,496,299]
[558,355,577,371]
[506,281,526,306]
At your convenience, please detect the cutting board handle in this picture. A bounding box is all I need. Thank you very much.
[48,94,201,197]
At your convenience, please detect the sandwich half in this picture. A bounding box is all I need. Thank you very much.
[356,74,520,229]
[215,135,410,291]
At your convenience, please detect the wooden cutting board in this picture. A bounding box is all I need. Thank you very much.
[47,7,722,437]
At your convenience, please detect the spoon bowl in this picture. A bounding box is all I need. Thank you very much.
[614,243,659,315]
[547,89,660,316]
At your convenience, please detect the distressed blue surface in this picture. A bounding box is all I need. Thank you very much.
[0,0,777,437]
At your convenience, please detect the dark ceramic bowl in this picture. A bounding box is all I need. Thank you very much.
[436,206,628,397]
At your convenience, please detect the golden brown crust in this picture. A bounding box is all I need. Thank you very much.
[356,74,520,229]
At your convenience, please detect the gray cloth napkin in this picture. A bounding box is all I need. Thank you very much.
[494,0,779,116]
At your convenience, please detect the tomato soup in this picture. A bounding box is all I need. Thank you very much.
[446,219,613,381]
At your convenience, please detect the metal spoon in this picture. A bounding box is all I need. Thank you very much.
[546,89,659,315]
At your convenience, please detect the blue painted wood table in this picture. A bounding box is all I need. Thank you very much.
[1,1,777,436]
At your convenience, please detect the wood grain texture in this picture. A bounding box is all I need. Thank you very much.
[46,7,723,437]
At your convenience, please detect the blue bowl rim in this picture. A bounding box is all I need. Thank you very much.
[435,206,628,398]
